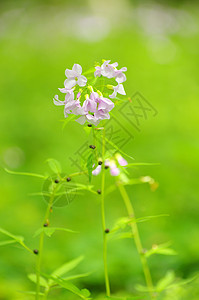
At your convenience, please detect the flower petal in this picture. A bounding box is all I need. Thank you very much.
[76,116,86,125]
[92,165,102,176]
[118,84,126,95]
[64,79,77,89]
[72,64,82,75]
[77,75,87,87]
[65,69,76,78]
[53,95,65,106]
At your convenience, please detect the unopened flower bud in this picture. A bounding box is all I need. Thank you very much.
[88,124,92,127]
[97,189,101,194]
[54,179,59,184]
[66,177,71,182]
[107,84,114,90]
[105,229,110,233]
[33,249,39,255]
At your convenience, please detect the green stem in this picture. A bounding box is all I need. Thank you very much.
[35,191,55,300]
[117,184,155,300]
[101,126,111,296]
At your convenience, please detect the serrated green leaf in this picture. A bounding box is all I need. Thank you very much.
[28,273,48,288]
[46,158,62,174]
[0,240,17,246]
[156,271,175,292]
[4,168,46,179]
[34,227,77,238]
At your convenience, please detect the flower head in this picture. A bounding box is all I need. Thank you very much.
[109,84,126,99]
[64,64,87,89]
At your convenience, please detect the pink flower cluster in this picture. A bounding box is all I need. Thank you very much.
[53,61,127,126]
[92,154,128,177]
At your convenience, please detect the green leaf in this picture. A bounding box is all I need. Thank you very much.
[135,214,169,223]
[0,240,17,246]
[165,274,198,290]
[28,273,48,288]
[111,232,133,240]
[34,227,77,238]
[126,162,160,168]
[145,242,177,258]
[156,271,175,292]
[0,227,24,243]
[49,277,90,299]
[87,153,93,183]
[4,168,46,179]
[46,158,62,174]
[17,290,44,296]
[0,228,32,253]
[104,137,134,161]
[51,256,84,280]
[63,272,91,281]
[135,284,154,293]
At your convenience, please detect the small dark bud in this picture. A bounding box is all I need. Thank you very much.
[43,223,48,227]
[97,189,101,194]
[105,229,110,233]
[66,177,71,182]
[54,179,59,184]
[98,161,103,165]
[33,249,39,255]
[50,206,53,213]
[88,124,92,127]
[105,165,109,169]
[89,145,96,149]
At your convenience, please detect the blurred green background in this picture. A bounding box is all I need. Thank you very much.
[0,0,199,299]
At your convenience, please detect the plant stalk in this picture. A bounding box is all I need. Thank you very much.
[117,183,155,300]
[101,126,111,296]
[35,191,55,300]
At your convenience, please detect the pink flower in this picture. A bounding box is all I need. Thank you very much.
[64,64,87,89]
[92,165,102,176]
[116,154,128,166]
[76,92,114,126]
[109,84,126,99]
[53,91,82,118]
[109,160,120,176]
[94,60,118,79]
[115,67,127,83]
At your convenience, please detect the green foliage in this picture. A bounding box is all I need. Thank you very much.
[46,158,62,174]
[145,242,177,258]
[33,227,77,238]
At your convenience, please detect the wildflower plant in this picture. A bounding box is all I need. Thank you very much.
[2,59,190,300]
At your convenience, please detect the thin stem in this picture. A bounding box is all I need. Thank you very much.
[35,190,55,300]
[117,183,155,300]
[101,126,111,296]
